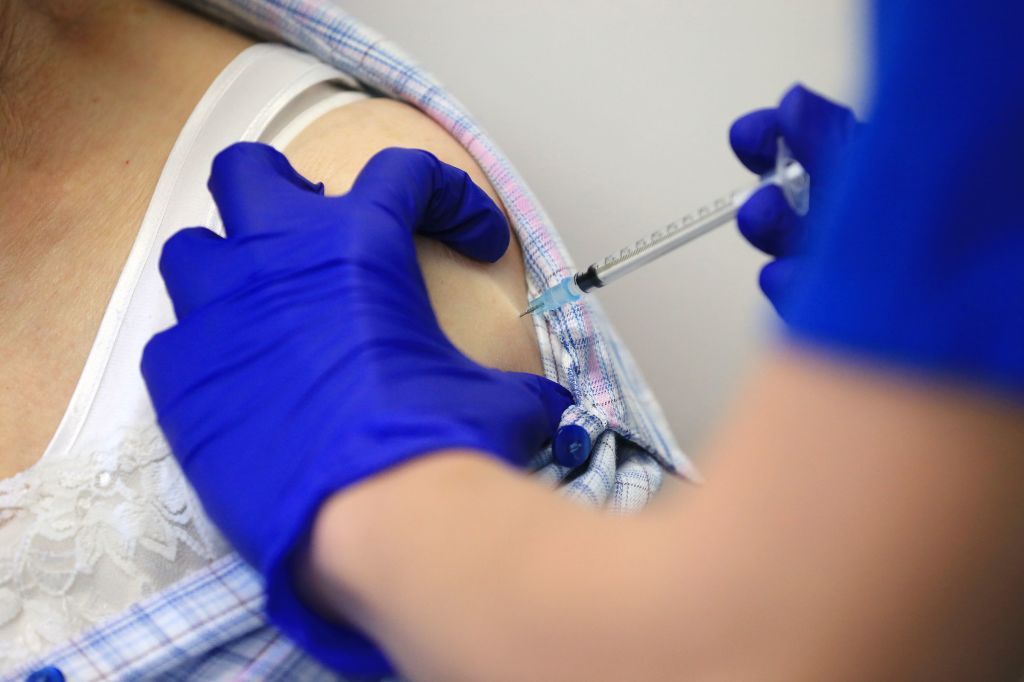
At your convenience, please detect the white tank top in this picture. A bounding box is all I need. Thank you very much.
[0,43,368,670]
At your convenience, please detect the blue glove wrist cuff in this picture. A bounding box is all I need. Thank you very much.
[256,434,519,677]
[266,566,394,677]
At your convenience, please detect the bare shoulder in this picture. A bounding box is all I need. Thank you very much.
[285,98,494,200]
[283,98,542,375]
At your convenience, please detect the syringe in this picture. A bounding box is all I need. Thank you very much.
[521,140,810,317]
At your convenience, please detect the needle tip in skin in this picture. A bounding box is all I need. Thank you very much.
[519,302,541,317]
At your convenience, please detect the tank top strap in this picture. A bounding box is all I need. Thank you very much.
[0,43,369,670]
[47,43,366,464]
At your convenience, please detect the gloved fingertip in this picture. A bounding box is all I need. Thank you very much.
[208,143,326,238]
[372,149,512,264]
[531,375,574,431]
[159,227,231,321]
[738,185,781,226]
[729,108,779,174]
[777,84,857,175]
[351,147,511,263]
[139,328,170,389]
[209,142,323,198]
[209,143,272,190]
[778,82,818,130]
[351,147,439,203]
[737,186,793,256]
[159,227,222,278]
[445,200,511,263]
[780,82,841,125]
[759,258,798,310]
[458,225,510,263]
[780,82,812,105]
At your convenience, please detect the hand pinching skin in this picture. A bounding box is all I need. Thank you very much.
[142,143,573,676]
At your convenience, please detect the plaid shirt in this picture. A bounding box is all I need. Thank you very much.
[10,1,697,679]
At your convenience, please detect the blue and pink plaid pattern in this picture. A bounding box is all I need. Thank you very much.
[9,1,697,679]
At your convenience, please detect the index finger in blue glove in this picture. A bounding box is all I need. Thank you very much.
[729,108,780,175]
[207,142,327,238]
[776,84,858,177]
[159,226,230,320]
[347,147,511,263]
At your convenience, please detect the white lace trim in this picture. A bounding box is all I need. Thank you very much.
[0,423,229,670]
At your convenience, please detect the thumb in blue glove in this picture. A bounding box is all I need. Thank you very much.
[729,84,859,314]
[142,143,573,676]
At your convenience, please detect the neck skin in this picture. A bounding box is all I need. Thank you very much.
[2,1,164,171]
[0,0,251,476]
[0,1,249,234]
[0,0,249,274]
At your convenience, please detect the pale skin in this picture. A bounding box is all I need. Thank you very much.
[3,2,1024,681]
[0,0,539,478]
[306,354,1024,681]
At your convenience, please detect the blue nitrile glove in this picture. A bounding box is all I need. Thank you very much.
[781,1,1024,397]
[729,84,858,316]
[141,143,573,676]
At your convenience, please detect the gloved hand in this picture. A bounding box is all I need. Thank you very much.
[141,143,573,676]
[779,1,1024,397]
[729,84,858,315]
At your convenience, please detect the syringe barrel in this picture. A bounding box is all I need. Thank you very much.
[592,192,744,286]
[589,143,808,288]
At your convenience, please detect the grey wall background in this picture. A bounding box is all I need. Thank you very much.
[340,1,866,455]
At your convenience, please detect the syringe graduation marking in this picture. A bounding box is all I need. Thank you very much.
[522,139,809,317]
[598,190,743,270]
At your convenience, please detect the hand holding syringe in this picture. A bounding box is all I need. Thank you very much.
[521,139,810,316]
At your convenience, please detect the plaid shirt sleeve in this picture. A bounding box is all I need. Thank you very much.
[10,2,699,679]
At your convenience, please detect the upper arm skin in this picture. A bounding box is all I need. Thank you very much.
[283,97,541,376]
[650,352,1024,680]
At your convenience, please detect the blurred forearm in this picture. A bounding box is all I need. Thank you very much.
[302,348,1024,681]
[302,451,653,681]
